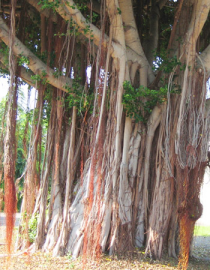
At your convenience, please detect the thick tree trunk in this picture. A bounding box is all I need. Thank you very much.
[43,90,64,251]
[53,106,77,256]
[2,1,210,269]
[30,2,210,265]
[34,91,56,250]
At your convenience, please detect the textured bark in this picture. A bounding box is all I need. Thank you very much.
[3,0,17,254]
[4,83,17,254]
[199,44,210,77]
[1,1,210,268]
[43,90,64,251]
[17,86,44,250]
[53,106,77,256]
[0,99,7,185]
[34,91,56,250]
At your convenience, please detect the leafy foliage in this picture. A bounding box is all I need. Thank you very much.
[31,70,48,85]
[18,55,30,66]
[39,0,61,11]
[65,78,94,115]
[0,98,7,134]
[122,81,167,123]
[153,50,184,74]
[28,214,38,243]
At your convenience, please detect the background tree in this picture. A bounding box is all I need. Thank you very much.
[1,0,210,269]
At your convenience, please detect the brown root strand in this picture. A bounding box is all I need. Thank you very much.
[5,176,16,254]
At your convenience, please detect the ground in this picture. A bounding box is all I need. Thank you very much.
[0,213,210,269]
[0,244,210,270]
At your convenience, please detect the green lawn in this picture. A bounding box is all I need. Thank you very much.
[194,225,210,236]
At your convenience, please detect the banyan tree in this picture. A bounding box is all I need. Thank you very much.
[1,0,210,268]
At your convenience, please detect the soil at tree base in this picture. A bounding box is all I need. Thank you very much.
[0,214,209,269]
[0,244,210,270]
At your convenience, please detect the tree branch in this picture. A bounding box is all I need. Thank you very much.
[199,44,210,77]
[87,0,100,14]
[61,0,114,53]
[119,0,144,57]
[25,0,155,83]
[158,0,168,10]
[185,0,210,46]
[119,0,155,83]
[167,0,184,50]
[126,48,155,83]
[26,0,58,22]
[0,51,35,87]
[0,17,72,92]
[61,0,155,82]
[205,98,210,115]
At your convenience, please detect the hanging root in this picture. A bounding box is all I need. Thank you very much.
[5,177,16,254]
[4,0,17,255]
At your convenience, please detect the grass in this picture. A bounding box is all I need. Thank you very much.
[194,225,210,236]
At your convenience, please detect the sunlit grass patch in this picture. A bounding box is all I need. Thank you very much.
[194,225,210,236]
